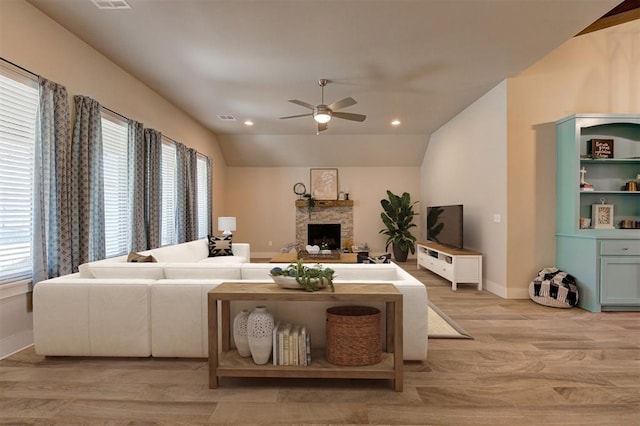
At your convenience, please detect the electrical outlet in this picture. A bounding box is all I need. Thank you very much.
[493,214,502,223]
[268,241,273,247]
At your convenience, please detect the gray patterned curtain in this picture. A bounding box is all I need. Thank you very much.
[144,128,162,249]
[175,142,186,243]
[32,77,71,282]
[129,120,146,251]
[185,147,198,242]
[205,156,212,237]
[71,96,105,266]
[175,143,198,243]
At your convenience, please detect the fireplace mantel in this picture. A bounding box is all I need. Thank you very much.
[294,199,353,208]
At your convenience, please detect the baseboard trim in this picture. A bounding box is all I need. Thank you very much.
[484,280,529,299]
[0,330,34,360]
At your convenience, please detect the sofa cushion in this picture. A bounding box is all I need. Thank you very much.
[127,252,157,263]
[208,235,233,256]
[151,239,208,263]
[163,263,244,279]
[88,264,165,280]
[198,256,247,264]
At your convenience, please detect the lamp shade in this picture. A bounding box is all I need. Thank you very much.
[218,217,236,236]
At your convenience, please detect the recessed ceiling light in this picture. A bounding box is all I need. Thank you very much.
[391,119,401,126]
[92,0,131,9]
[244,120,254,126]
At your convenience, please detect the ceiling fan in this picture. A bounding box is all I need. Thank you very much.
[280,79,366,133]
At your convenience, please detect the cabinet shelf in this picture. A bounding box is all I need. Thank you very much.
[580,191,640,194]
[217,349,397,379]
[580,159,640,164]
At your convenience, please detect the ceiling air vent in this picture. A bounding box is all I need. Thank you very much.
[217,115,237,121]
[92,0,131,10]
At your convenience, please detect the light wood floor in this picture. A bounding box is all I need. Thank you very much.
[1,262,638,425]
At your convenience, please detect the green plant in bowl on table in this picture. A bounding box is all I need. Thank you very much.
[269,260,335,292]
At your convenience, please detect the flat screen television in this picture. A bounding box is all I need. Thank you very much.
[426,204,463,249]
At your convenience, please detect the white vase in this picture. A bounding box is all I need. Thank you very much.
[247,306,274,365]
[233,309,251,357]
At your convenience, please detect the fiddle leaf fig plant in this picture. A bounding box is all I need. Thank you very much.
[379,190,418,262]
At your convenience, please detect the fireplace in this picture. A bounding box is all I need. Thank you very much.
[308,224,341,250]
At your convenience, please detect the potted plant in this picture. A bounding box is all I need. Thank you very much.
[379,190,418,262]
[269,260,335,292]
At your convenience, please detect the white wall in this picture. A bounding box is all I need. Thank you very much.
[226,166,421,258]
[420,81,508,295]
[0,0,226,358]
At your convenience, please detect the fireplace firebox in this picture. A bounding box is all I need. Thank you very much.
[307,224,341,250]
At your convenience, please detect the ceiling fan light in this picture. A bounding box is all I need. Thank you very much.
[314,112,331,124]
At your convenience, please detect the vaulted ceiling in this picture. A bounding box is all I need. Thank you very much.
[27,0,623,166]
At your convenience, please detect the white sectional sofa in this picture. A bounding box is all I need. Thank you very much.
[33,239,429,360]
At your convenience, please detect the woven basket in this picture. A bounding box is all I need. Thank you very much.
[326,306,382,366]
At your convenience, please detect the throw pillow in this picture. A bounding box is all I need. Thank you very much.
[357,253,391,264]
[126,252,157,263]
[208,235,233,257]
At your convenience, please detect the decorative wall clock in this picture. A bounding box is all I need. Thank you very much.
[293,182,306,198]
[592,199,614,229]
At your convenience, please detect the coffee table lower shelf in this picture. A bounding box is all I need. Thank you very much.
[208,282,403,391]
[217,349,397,380]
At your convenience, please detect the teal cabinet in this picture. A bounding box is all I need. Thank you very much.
[555,114,639,312]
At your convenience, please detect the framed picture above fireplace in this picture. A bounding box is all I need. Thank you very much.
[310,168,338,200]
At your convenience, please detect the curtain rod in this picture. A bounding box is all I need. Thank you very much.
[0,57,40,78]
[101,105,130,122]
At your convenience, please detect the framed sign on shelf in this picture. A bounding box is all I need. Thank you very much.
[310,168,338,200]
[592,202,614,229]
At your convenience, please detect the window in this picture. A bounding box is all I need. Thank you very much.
[196,154,209,239]
[161,139,177,246]
[0,68,38,285]
[101,111,130,258]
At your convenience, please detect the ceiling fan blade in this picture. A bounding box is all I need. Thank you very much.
[328,97,356,111]
[280,113,313,119]
[288,99,315,110]
[332,112,367,122]
[317,122,328,132]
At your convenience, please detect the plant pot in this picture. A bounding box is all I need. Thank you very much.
[393,244,409,262]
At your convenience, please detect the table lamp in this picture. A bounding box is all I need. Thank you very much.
[217,217,236,237]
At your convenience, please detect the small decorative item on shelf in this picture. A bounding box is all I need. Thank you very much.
[579,217,591,229]
[247,306,274,365]
[587,138,614,159]
[232,310,251,357]
[269,260,335,292]
[579,167,594,191]
[592,198,615,229]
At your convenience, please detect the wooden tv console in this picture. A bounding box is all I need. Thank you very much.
[417,242,483,291]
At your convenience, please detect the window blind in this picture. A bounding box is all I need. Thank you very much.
[196,154,209,239]
[161,139,177,246]
[0,69,38,284]
[101,112,130,258]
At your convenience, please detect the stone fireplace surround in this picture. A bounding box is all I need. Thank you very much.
[295,201,353,250]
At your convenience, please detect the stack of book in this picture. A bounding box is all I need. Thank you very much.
[580,183,594,191]
[272,322,311,366]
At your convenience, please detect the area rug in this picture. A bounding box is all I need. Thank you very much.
[427,301,473,339]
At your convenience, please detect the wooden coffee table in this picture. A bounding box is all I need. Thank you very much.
[208,282,403,391]
[269,252,358,263]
